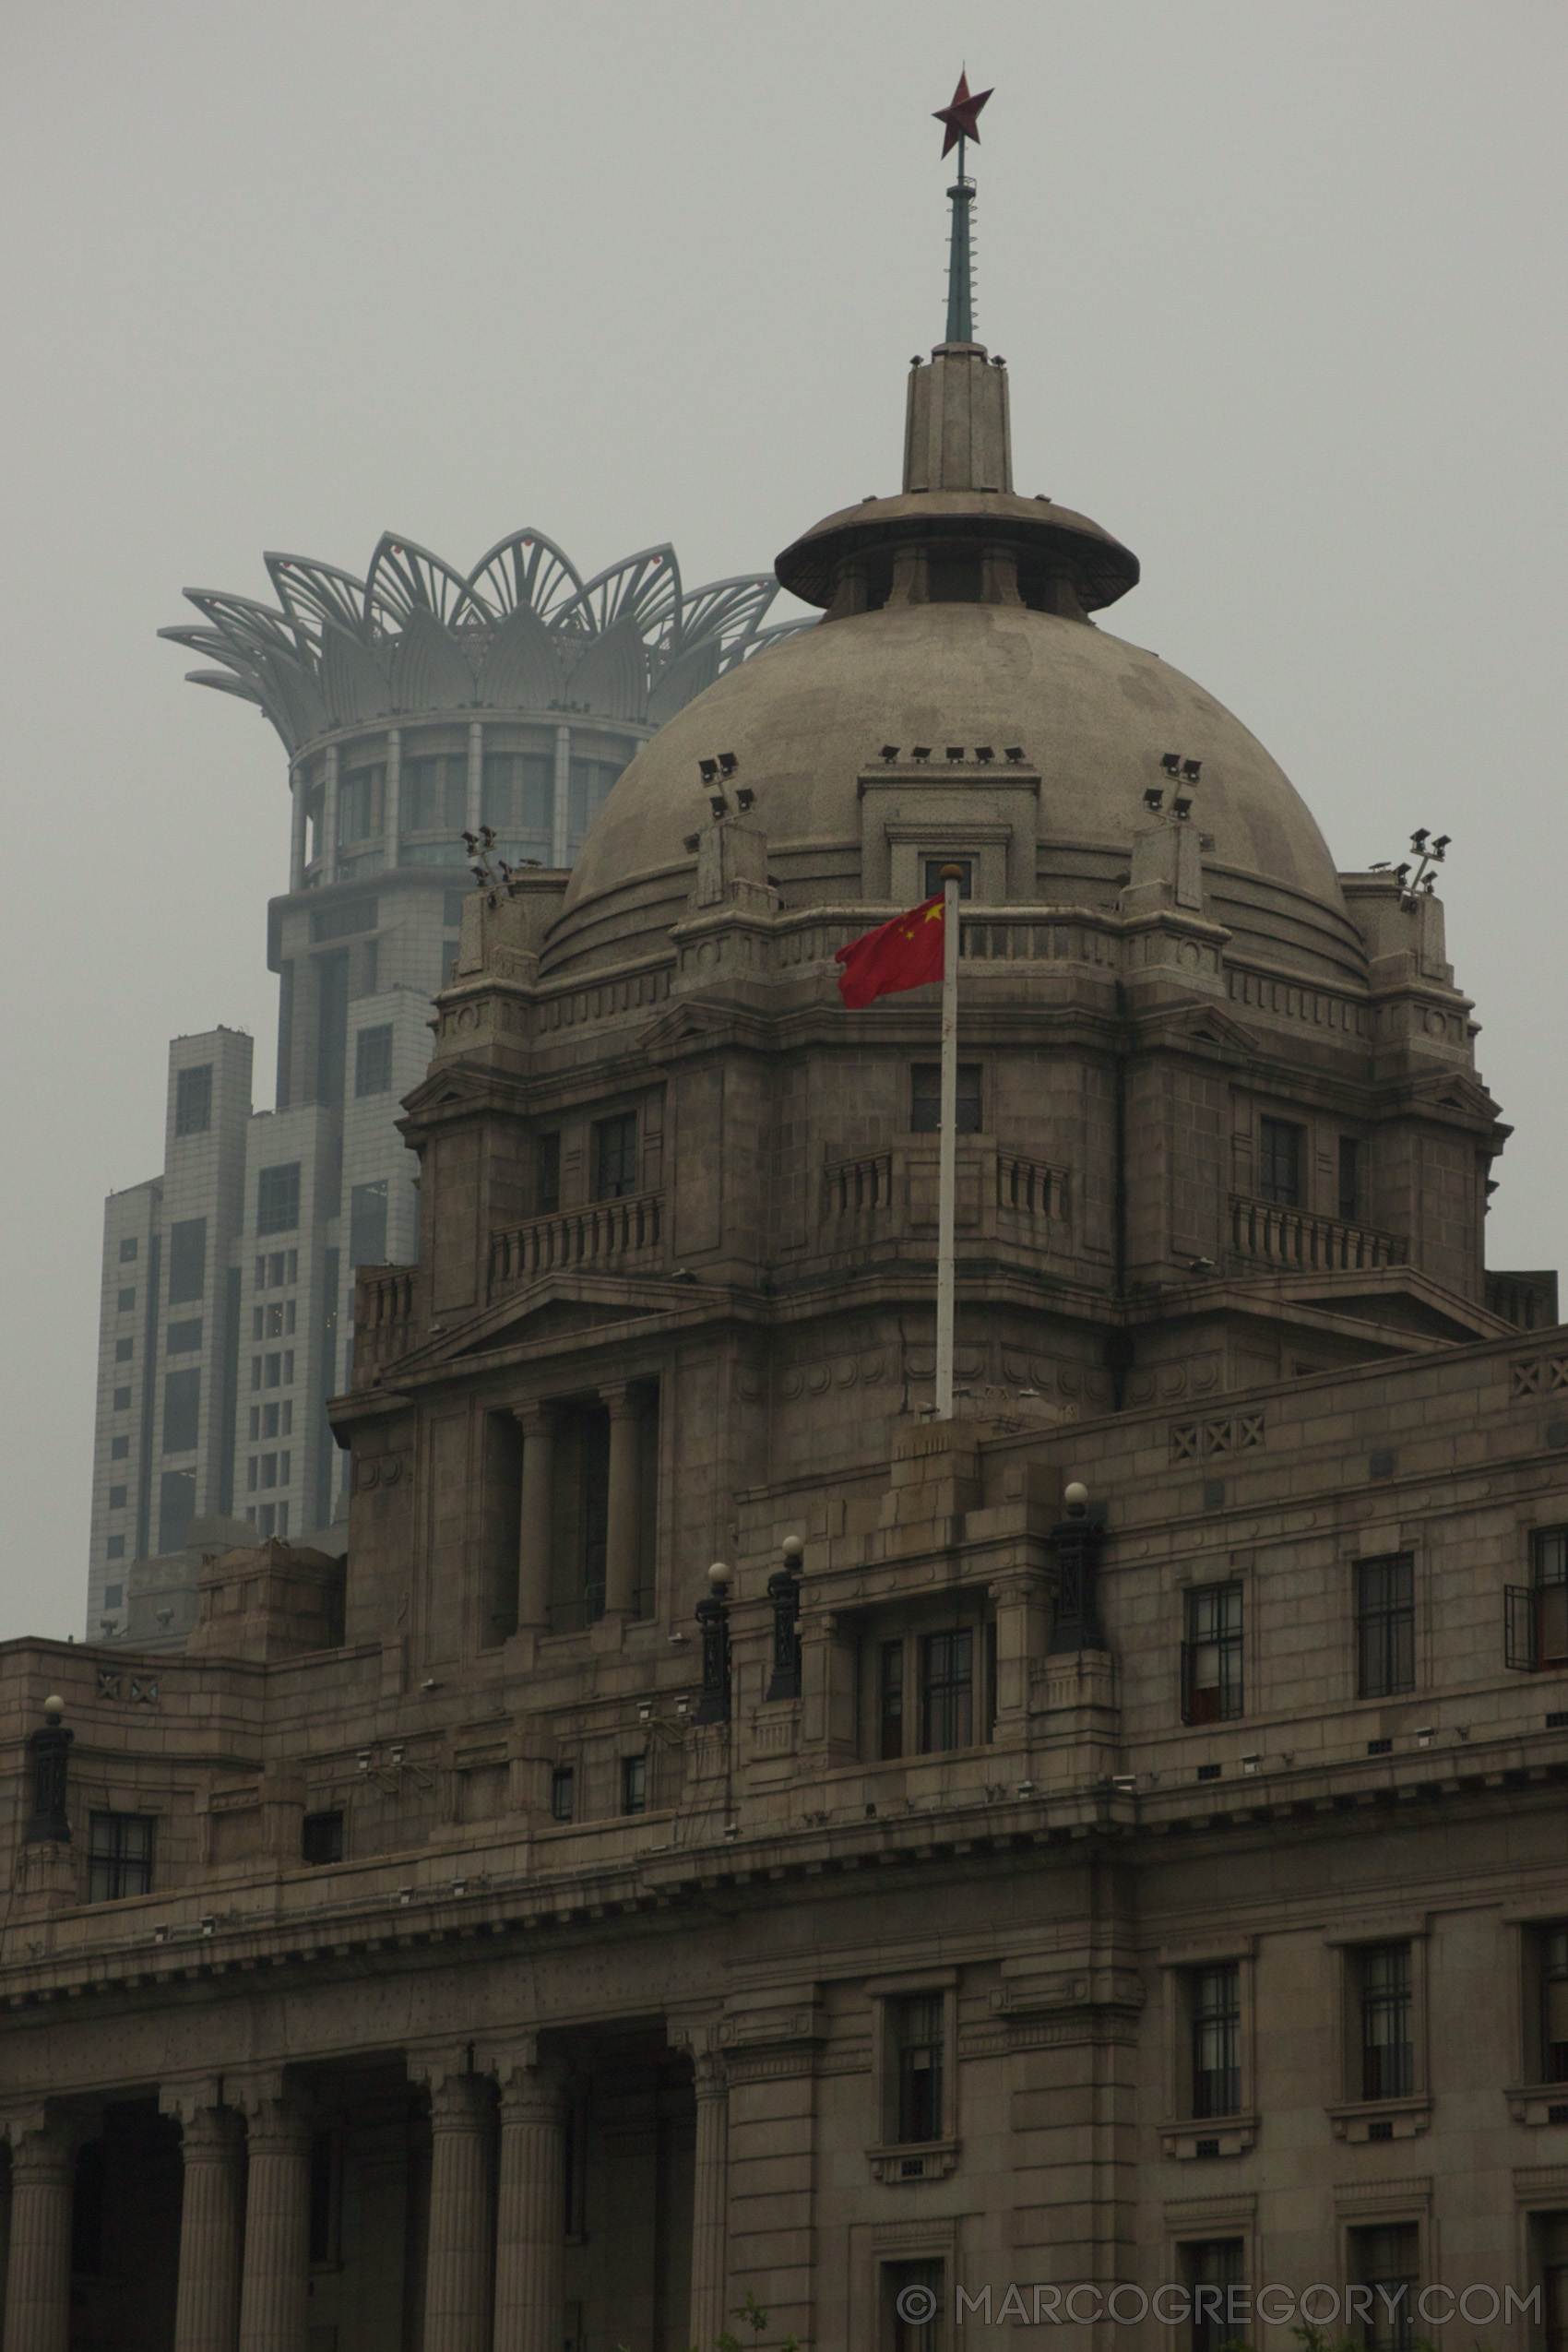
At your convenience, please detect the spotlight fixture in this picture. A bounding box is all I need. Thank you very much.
[1431,834,1451,856]
[733,787,754,812]
[1172,793,1194,818]
[698,758,719,783]
[718,751,739,776]
[945,745,965,762]
[1182,758,1202,783]
[1144,786,1165,811]
[1160,751,1182,776]
[637,1702,652,1722]
[707,793,728,819]
[1111,1774,1136,1794]
[910,745,932,763]
[974,744,994,763]
[1410,826,1429,851]
[357,1750,372,1771]
[683,832,700,853]
[1003,745,1026,763]
[880,744,900,763]
[1241,1753,1261,1776]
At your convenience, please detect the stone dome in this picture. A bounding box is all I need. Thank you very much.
[543,598,1363,986]
[543,337,1362,988]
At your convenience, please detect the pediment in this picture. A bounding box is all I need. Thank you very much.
[1146,1004,1259,1059]
[401,1063,493,1117]
[1403,1070,1500,1125]
[402,1267,718,1373]
[636,999,731,1057]
[452,1295,661,1355]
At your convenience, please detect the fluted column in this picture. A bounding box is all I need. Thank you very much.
[689,2054,729,2351]
[2,2120,75,2352]
[172,2105,245,2352]
[513,1406,556,1633]
[236,2096,311,2352]
[422,2074,493,2352]
[601,1385,641,1618]
[492,2061,565,2352]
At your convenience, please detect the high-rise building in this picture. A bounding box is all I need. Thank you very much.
[86,534,802,1643]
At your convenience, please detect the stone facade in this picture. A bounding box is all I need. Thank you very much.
[14,325,1568,2351]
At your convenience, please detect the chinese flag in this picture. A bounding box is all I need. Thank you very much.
[835,896,945,1008]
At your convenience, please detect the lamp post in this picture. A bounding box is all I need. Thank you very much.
[695,1563,732,1724]
[1046,1483,1108,1654]
[26,1695,73,1843]
[765,1536,805,1702]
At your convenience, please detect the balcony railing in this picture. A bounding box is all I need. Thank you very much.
[996,1153,1066,1220]
[490,1191,664,1288]
[824,1153,894,1218]
[1229,1196,1407,1273]
[350,1266,416,1382]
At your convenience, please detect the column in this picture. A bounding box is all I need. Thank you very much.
[322,742,340,887]
[289,765,308,893]
[600,1386,641,1619]
[2,2120,75,2352]
[551,724,571,869]
[172,2106,244,2352]
[493,2061,565,2352]
[513,1406,555,1633]
[236,2096,311,2352]
[422,2075,493,2352]
[466,719,484,837]
[688,2055,729,2351]
[385,725,402,872]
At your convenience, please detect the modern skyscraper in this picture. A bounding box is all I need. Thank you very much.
[86,533,802,1644]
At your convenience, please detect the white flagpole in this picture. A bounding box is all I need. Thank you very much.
[934,864,962,1418]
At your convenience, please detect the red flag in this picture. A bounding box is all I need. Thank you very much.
[835,896,945,1008]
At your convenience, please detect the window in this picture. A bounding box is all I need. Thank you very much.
[309,895,378,944]
[1338,1135,1361,1223]
[1182,1586,1243,1723]
[355,1024,394,1097]
[167,1216,207,1303]
[103,1584,123,1609]
[88,1812,154,1902]
[114,1337,133,1362]
[482,751,555,839]
[910,1063,982,1134]
[350,1180,388,1267]
[1538,2214,1568,2352]
[105,1538,125,1562]
[108,1485,126,1510]
[1543,1930,1568,2081]
[117,1287,137,1313]
[257,1162,302,1236]
[111,1435,129,1461]
[403,754,469,834]
[879,1640,905,1760]
[119,1237,138,1263]
[302,1811,344,1866]
[175,1064,212,1136]
[891,1996,944,2142]
[885,2260,944,2352]
[1515,1531,1568,1671]
[158,1467,196,1554]
[923,856,973,899]
[1191,1965,1241,2117]
[162,1369,200,1452]
[537,1132,562,1216]
[1360,1942,1414,2100]
[621,1754,647,1815]
[1348,2224,1418,2352]
[247,1457,257,1492]
[166,1320,202,1356]
[551,1765,575,1823]
[593,1113,639,1200]
[113,1387,131,1411]
[1357,1555,1415,1698]
[567,754,628,844]
[920,1629,973,1752]
[1182,2241,1245,2352]
[339,763,385,841]
[308,2128,340,2267]
[1257,1115,1303,1206]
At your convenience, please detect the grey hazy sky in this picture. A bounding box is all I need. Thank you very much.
[1,1,1562,1639]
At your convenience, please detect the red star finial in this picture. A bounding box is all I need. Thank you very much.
[934,69,992,158]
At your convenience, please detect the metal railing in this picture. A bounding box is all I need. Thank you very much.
[1229,1196,1407,1272]
[490,1191,664,1286]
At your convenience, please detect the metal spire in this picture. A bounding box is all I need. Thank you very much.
[933,70,992,344]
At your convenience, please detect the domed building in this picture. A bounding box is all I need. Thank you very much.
[4,130,1566,2352]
